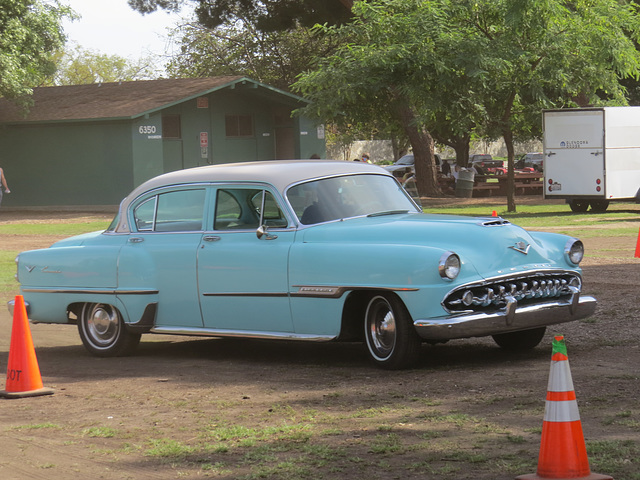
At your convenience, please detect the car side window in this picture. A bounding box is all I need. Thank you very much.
[133,189,206,232]
[214,188,287,230]
[134,197,156,231]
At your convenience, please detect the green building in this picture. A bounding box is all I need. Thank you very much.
[0,76,326,207]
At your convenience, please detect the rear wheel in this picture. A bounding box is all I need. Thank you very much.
[364,293,421,369]
[589,200,609,213]
[78,303,141,357]
[492,327,546,351]
[569,200,589,213]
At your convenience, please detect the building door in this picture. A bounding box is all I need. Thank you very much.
[273,107,296,160]
[275,126,295,160]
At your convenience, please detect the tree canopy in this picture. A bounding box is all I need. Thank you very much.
[0,0,72,107]
[294,0,640,204]
[167,18,338,90]
[46,46,159,86]
[128,0,354,31]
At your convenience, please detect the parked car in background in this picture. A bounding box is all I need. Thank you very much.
[517,152,545,172]
[10,160,596,369]
[383,153,443,178]
[470,154,505,175]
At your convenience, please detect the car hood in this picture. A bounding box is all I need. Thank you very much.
[298,213,573,276]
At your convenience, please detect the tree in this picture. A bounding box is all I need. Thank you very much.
[295,0,640,203]
[128,0,354,31]
[0,0,72,108]
[166,19,339,90]
[294,0,489,197]
[453,0,640,211]
[46,46,159,86]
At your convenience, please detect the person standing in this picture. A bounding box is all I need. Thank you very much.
[0,167,10,207]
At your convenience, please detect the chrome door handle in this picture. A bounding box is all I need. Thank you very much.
[203,235,221,242]
[129,237,144,243]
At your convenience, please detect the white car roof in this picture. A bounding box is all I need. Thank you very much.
[113,160,392,232]
[129,160,388,196]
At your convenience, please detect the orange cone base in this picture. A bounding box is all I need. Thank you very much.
[516,473,613,480]
[0,386,54,399]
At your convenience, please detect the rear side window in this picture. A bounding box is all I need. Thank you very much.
[133,189,206,232]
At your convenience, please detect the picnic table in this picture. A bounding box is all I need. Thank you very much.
[437,172,543,197]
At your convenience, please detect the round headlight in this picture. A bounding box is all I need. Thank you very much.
[565,239,584,265]
[439,252,461,280]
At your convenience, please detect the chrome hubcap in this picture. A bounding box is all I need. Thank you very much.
[367,297,396,358]
[86,304,119,346]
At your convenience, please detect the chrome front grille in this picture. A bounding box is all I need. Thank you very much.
[443,272,581,313]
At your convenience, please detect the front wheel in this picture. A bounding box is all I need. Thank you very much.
[78,303,141,357]
[364,293,421,369]
[492,327,546,351]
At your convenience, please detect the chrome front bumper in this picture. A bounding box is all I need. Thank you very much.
[413,294,597,340]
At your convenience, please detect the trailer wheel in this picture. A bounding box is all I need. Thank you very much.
[569,200,589,213]
[589,200,609,213]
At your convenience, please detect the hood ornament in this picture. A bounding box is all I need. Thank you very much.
[510,241,531,255]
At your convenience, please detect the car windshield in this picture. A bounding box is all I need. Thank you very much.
[288,174,420,225]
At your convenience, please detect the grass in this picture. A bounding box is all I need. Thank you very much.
[0,221,109,236]
[139,405,544,478]
[0,251,18,297]
[422,201,640,230]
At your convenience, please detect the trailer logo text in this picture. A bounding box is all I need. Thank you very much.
[559,140,589,148]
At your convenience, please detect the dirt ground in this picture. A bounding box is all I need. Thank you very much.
[0,200,639,480]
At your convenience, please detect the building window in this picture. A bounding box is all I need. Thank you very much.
[162,115,181,139]
[225,114,253,137]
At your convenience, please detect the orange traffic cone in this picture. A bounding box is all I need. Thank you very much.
[0,295,54,399]
[492,210,498,217]
[635,226,640,258]
[516,336,611,480]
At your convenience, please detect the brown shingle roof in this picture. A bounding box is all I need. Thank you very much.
[0,76,302,124]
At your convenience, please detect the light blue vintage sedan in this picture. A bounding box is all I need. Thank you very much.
[11,161,596,369]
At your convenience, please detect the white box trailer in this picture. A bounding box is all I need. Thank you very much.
[543,106,640,212]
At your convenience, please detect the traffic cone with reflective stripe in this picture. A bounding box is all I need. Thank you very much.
[0,295,54,399]
[516,336,611,480]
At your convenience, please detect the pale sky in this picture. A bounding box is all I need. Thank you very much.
[61,0,188,61]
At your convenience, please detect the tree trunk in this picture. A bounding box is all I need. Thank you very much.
[503,128,517,212]
[432,132,470,167]
[451,136,470,167]
[500,91,517,212]
[394,102,441,197]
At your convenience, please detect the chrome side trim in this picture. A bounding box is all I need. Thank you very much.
[150,326,336,342]
[291,285,419,298]
[414,295,596,340]
[20,287,159,295]
[202,292,289,297]
[202,286,419,299]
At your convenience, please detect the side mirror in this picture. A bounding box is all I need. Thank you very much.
[257,225,278,240]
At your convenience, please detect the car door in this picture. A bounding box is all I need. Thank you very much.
[117,187,208,328]
[197,186,295,333]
